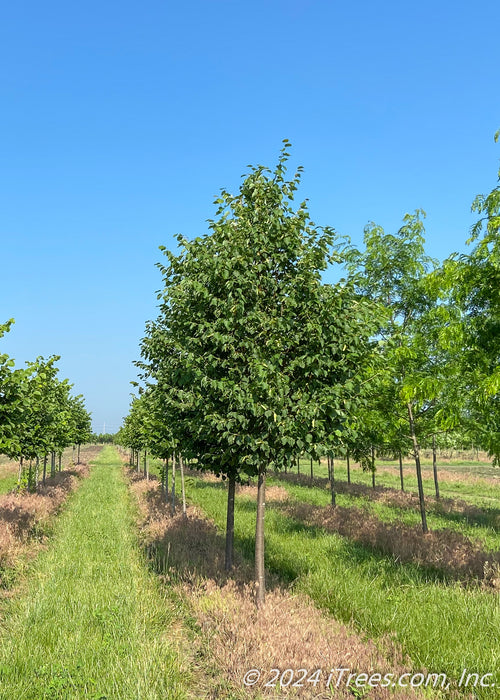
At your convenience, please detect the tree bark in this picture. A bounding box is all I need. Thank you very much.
[407,402,428,534]
[328,455,336,507]
[399,451,404,492]
[346,450,351,485]
[77,443,81,464]
[165,457,169,501]
[371,446,376,488]
[180,455,187,518]
[225,475,236,571]
[255,466,266,605]
[310,456,313,480]
[42,454,47,485]
[171,452,176,516]
[432,434,440,500]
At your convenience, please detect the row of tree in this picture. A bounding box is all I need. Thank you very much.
[119,136,499,602]
[0,320,92,490]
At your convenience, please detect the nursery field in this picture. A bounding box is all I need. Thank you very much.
[142,452,500,699]
[0,447,498,699]
[180,472,499,692]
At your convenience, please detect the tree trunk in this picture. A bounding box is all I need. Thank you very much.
[180,455,187,518]
[328,455,336,507]
[171,452,176,516]
[51,451,56,478]
[77,443,81,464]
[28,460,33,493]
[225,475,236,571]
[310,456,313,480]
[407,402,428,534]
[432,434,440,500]
[297,456,300,475]
[17,456,23,485]
[371,446,376,488]
[346,450,351,485]
[42,454,47,485]
[72,445,75,463]
[164,457,169,501]
[35,456,40,491]
[58,453,62,472]
[255,466,266,605]
[143,450,147,478]
[399,451,404,492]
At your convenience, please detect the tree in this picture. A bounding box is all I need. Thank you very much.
[444,130,500,463]
[69,395,92,463]
[346,211,444,532]
[138,142,378,603]
[0,320,26,459]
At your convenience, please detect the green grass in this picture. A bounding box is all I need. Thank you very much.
[0,473,17,495]
[266,474,500,552]
[0,446,193,700]
[183,473,500,700]
[297,457,500,510]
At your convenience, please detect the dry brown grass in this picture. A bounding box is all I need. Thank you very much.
[237,484,290,502]
[280,471,500,530]
[0,446,99,581]
[126,470,440,699]
[277,500,500,587]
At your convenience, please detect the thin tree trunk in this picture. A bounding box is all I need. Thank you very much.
[42,454,47,485]
[72,445,75,463]
[17,456,23,485]
[255,466,266,605]
[297,456,300,475]
[77,443,81,464]
[171,452,176,516]
[310,456,313,480]
[371,446,376,488]
[399,451,404,492]
[51,451,56,478]
[180,455,187,518]
[35,456,39,491]
[346,450,351,485]
[58,453,62,472]
[136,450,139,473]
[143,450,147,478]
[164,457,169,501]
[28,460,33,493]
[432,434,440,500]
[328,455,336,507]
[225,475,236,572]
[407,402,428,534]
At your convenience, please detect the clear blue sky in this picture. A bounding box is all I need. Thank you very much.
[1,0,499,432]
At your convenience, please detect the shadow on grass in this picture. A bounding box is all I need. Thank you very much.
[275,470,500,534]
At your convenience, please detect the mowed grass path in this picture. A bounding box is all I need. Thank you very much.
[0,447,192,700]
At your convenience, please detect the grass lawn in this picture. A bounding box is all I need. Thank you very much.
[0,446,194,700]
[179,469,500,700]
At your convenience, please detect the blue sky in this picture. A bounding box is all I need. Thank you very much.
[1,0,499,432]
